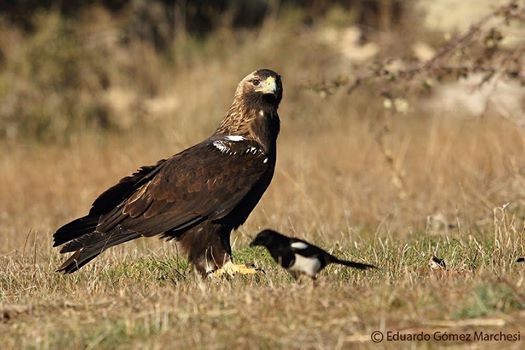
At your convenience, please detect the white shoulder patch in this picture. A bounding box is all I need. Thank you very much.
[225,135,245,141]
[291,241,308,250]
[246,146,258,154]
[212,140,229,153]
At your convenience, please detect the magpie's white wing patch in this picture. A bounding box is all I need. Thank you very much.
[291,241,308,250]
[289,254,321,277]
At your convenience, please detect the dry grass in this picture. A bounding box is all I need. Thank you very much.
[2,107,525,349]
[2,7,525,349]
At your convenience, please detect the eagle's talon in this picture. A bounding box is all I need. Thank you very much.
[210,261,260,277]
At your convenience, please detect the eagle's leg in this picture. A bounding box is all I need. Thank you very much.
[177,224,228,276]
[211,229,257,277]
[178,223,257,276]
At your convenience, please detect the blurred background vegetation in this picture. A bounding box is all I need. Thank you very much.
[0,0,521,143]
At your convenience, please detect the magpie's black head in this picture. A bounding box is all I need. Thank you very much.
[249,229,288,248]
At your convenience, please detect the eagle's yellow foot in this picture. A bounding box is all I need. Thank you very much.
[211,261,258,277]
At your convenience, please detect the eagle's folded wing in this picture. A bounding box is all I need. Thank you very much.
[59,137,269,254]
[53,160,167,247]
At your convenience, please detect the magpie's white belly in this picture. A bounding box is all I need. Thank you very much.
[289,254,321,277]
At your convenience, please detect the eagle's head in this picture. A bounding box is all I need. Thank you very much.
[216,69,282,143]
[235,69,283,108]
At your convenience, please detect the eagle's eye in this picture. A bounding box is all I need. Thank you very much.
[252,79,260,86]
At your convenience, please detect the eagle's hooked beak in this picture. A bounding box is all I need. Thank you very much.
[256,76,277,96]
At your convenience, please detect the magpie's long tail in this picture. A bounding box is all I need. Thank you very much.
[330,256,376,270]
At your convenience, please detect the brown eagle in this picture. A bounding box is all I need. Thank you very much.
[53,69,282,276]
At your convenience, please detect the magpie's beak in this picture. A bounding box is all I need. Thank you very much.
[249,240,257,247]
[255,76,277,96]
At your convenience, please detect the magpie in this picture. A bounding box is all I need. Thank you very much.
[250,229,376,279]
[429,255,447,270]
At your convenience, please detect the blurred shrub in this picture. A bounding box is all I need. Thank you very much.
[0,13,113,141]
[0,1,404,37]
[0,0,407,143]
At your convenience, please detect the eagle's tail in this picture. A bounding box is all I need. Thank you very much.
[330,256,376,270]
[56,249,100,273]
[53,215,99,247]
[56,229,142,273]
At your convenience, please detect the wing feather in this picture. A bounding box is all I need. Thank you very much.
[63,138,270,252]
[90,160,166,215]
[120,139,267,233]
[53,160,166,247]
